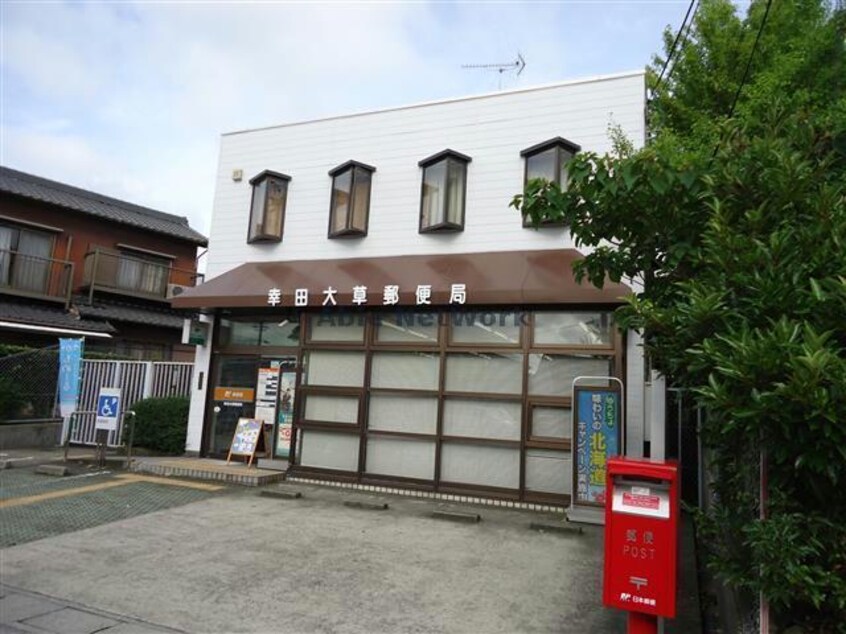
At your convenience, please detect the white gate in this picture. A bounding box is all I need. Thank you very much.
[70,360,193,446]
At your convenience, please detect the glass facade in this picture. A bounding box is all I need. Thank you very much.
[207,310,618,503]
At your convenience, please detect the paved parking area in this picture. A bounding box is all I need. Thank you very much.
[0,467,223,548]
[0,584,182,633]
[0,480,704,634]
[1,467,700,633]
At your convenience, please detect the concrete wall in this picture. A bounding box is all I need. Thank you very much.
[0,420,62,450]
[205,71,646,278]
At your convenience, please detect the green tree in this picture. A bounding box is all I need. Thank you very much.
[513,0,846,628]
[650,0,844,148]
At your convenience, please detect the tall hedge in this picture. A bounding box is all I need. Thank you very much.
[0,377,24,421]
[130,396,190,455]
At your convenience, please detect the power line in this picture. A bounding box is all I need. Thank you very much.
[663,0,700,88]
[711,0,775,161]
[655,0,698,92]
[727,0,774,120]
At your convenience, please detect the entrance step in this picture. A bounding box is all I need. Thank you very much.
[131,458,286,487]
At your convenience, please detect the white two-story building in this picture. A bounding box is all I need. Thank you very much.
[174,70,655,508]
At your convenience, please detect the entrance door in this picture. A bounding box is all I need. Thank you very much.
[208,356,260,456]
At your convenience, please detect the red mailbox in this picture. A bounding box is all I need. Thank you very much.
[603,457,679,627]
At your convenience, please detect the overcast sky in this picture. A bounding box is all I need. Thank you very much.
[1,1,692,238]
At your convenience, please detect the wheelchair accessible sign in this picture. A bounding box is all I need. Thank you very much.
[95,388,122,432]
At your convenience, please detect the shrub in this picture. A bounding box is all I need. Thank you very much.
[129,396,190,455]
[0,344,36,358]
[0,377,24,421]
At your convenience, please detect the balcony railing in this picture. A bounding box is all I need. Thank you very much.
[0,248,74,306]
[82,248,203,302]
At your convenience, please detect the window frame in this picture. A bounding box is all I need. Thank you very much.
[278,308,624,502]
[418,149,471,234]
[247,170,290,244]
[0,222,56,257]
[327,160,375,239]
[115,248,172,296]
[520,137,581,228]
[0,221,56,291]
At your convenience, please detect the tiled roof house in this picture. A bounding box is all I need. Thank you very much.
[0,166,207,360]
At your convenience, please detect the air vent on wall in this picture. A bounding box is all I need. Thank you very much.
[166,283,188,299]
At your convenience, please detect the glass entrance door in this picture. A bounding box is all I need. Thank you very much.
[208,356,260,456]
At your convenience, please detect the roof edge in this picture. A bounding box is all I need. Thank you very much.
[0,165,208,246]
[222,70,646,138]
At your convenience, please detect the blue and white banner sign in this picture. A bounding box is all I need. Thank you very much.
[573,386,621,506]
[58,338,83,418]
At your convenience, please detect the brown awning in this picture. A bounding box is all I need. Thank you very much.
[172,249,631,309]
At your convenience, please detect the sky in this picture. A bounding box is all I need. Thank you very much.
[1,1,694,239]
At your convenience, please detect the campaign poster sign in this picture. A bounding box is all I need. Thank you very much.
[574,386,621,506]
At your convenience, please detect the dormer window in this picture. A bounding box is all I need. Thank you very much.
[418,149,471,234]
[328,160,374,238]
[520,137,580,227]
[247,170,290,243]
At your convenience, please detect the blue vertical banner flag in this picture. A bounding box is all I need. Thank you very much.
[574,386,621,506]
[58,338,84,418]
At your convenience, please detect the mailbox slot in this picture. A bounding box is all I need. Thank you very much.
[611,478,671,519]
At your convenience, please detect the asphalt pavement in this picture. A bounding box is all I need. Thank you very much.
[0,452,700,633]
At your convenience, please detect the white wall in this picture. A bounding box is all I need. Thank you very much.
[188,72,647,455]
[185,314,214,454]
[205,71,645,279]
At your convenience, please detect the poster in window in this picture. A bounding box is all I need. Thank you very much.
[276,371,296,458]
[254,366,279,425]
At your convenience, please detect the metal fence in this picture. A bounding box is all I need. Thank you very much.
[0,347,193,446]
[0,345,60,421]
[70,360,194,446]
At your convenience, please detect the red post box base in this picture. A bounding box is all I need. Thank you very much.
[628,612,658,634]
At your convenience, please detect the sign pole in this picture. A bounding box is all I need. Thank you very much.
[63,412,75,463]
[760,444,769,633]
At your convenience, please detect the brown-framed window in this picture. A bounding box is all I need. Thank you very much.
[418,149,471,233]
[114,249,170,296]
[288,308,622,501]
[307,313,366,344]
[527,404,571,443]
[247,170,290,243]
[520,137,580,227]
[0,222,55,293]
[217,317,301,348]
[374,312,439,346]
[328,160,375,238]
[448,310,522,347]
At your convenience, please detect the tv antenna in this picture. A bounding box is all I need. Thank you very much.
[462,53,526,89]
